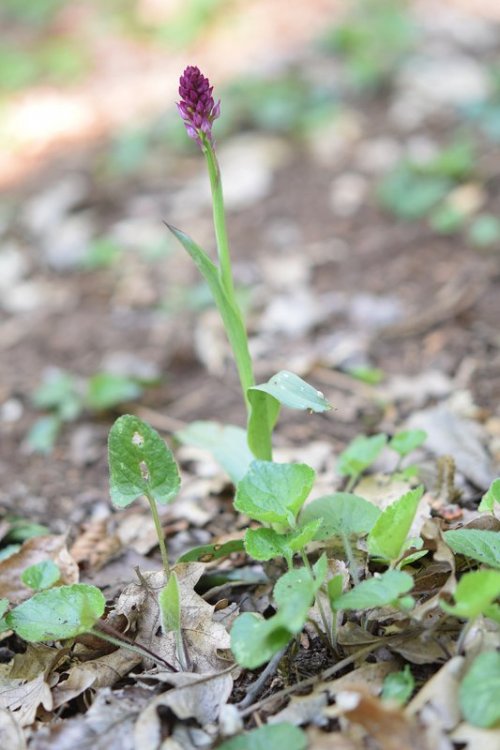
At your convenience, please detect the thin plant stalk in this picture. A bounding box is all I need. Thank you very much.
[202,135,256,409]
[300,550,334,652]
[146,491,170,579]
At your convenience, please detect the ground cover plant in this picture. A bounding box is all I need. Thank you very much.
[1,8,500,746]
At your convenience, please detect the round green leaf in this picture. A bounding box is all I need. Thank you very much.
[21,560,60,591]
[6,584,105,642]
[299,492,381,540]
[459,652,500,728]
[234,460,315,526]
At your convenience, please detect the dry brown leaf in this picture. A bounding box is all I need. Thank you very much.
[114,564,232,672]
[51,649,142,709]
[0,708,26,750]
[29,686,150,750]
[9,644,64,681]
[0,672,53,727]
[70,519,122,572]
[331,686,426,750]
[134,671,233,747]
[451,722,500,750]
[406,656,464,732]
[0,535,78,605]
[270,662,398,728]
[306,727,362,749]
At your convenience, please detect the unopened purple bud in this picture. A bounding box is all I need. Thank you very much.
[177,66,220,147]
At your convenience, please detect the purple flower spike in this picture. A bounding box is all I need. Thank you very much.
[177,66,220,147]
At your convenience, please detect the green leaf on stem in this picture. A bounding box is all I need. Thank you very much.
[166,224,254,403]
[176,420,253,483]
[389,429,427,457]
[244,520,321,563]
[440,569,500,620]
[159,571,181,634]
[367,486,424,562]
[231,568,316,668]
[108,414,180,507]
[444,529,500,570]
[459,652,500,728]
[247,371,331,460]
[234,460,315,527]
[21,560,60,591]
[217,723,307,750]
[331,570,414,611]
[337,434,387,479]
[479,478,500,512]
[6,584,105,642]
[299,492,381,541]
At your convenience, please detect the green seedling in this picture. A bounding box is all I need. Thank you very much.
[468,214,500,248]
[320,0,416,91]
[367,486,424,564]
[440,569,500,621]
[108,414,180,579]
[337,433,387,491]
[21,560,61,591]
[230,561,325,669]
[382,665,415,705]
[28,369,149,454]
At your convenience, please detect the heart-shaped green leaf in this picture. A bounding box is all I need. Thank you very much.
[444,529,500,570]
[367,486,424,562]
[299,492,381,541]
[331,570,414,611]
[234,460,315,526]
[459,652,500,728]
[108,415,180,507]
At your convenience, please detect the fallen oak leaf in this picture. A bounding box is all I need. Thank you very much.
[51,648,142,709]
[70,519,122,572]
[114,564,232,672]
[134,670,233,747]
[0,672,53,727]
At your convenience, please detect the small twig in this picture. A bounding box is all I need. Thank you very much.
[236,647,287,709]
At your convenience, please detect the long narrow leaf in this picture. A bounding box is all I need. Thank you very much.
[166,224,254,403]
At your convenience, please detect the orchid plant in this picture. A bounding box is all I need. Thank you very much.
[3,68,499,711]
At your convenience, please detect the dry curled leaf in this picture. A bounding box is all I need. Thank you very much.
[70,519,122,572]
[332,686,425,750]
[134,671,233,747]
[0,535,78,605]
[51,649,142,709]
[0,672,53,727]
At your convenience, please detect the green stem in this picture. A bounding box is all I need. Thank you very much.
[203,139,235,299]
[202,136,255,414]
[346,474,359,493]
[341,532,359,586]
[89,628,175,670]
[300,551,334,652]
[146,492,170,579]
